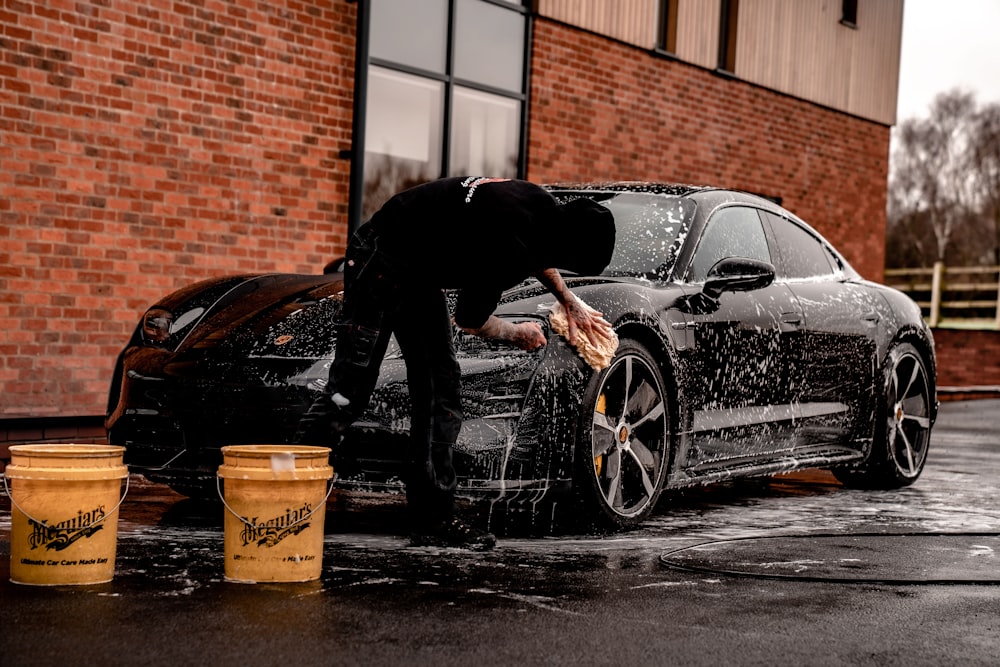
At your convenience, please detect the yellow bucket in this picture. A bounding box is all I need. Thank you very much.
[217,445,333,583]
[4,444,128,586]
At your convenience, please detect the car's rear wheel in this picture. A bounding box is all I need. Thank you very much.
[834,342,933,489]
[574,339,672,531]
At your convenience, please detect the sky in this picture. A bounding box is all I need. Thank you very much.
[895,0,1000,122]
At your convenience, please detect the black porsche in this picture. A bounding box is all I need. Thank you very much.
[106,184,937,531]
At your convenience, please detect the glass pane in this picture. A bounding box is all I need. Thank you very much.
[449,87,520,177]
[369,0,448,73]
[763,212,837,279]
[601,193,694,279]
[689,207,771,282]
[363,67,443,219]
[548,191,695,280]
[454,0,525,92]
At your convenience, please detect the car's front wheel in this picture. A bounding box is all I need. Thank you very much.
[835,341,933,489]
[574,339,672,531]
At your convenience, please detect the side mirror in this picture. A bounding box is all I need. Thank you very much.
[323,257,347,275]
[704,257,775,298]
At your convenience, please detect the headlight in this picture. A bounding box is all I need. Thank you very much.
[140,306,206,345]
[142,308,173,343]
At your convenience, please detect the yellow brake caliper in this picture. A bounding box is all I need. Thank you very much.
[594,393,607,476]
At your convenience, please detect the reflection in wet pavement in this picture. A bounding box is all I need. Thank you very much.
[661,533,1000,583]
[2,402,998,598]
[3,404,999,667]
[14,461,982,599]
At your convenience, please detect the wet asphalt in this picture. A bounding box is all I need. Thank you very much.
[2,399,999,666]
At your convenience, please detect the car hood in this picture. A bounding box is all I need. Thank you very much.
[168,272,640,362]
[171,273,346,360]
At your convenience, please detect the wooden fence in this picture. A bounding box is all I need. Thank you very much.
[884,263,1000,329]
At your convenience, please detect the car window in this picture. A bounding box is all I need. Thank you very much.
[762,211,837,279]
[600,193,695,279]
[550,191,695,280]
[688,206,771,282]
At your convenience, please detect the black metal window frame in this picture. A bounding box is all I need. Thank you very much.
[840,0,858,29]
[347,0,533,233]
[717,0,739,73]
[655,0,679,55]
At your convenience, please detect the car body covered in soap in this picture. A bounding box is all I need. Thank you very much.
[106,184,937,530]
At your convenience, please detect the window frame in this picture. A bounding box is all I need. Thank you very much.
[840,0,858,29]
[717,0,739,73]
[656,0,680,56]
[348,0,532,232]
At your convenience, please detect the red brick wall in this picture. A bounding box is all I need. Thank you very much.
[933,329,1000,389]
[526,20,889,282]
[1,0,356,417]
[2,9,902,419]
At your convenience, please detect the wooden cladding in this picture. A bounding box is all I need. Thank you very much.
[537,0,658,47]
[535,0,903,125]
[734,0,903,125]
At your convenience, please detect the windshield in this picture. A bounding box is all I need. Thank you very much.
[554,191,695,280]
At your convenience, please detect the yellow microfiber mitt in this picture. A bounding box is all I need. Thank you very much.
[548,301,619,371]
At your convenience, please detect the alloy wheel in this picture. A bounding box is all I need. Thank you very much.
[589,350,669,519]
[886,348,932,478]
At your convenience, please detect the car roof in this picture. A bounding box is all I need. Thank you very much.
[545,182,788,214]
[543,182,707,197]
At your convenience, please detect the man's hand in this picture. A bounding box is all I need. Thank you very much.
[535,268,614,347]
[508,321,546,351]
[461,317,546,351]
[562,295,614,348]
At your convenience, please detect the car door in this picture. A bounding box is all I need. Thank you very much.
[760,211,880,450]
[677,205,806,468]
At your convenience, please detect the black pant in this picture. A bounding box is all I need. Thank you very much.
[303,226,464,527]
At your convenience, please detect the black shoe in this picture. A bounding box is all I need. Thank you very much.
[410,517,497,551]
[293,394,348,447]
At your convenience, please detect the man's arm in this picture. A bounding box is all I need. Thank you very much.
[460,316,546,351]
[457,269,614,352]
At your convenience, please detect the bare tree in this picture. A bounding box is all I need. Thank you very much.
[889,90,980,266]
[888,90,1000,268]
[970,102,1000,264]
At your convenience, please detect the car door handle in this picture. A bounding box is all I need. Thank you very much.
[780,313,802,326]
[670,321,697,330]
[862,312,880,326]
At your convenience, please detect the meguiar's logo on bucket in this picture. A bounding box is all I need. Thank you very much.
[27,505,107,552]
[239,502,313,548]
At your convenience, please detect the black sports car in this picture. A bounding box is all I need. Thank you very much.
[106,184,937,530]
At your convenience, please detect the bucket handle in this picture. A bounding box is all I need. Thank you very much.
[2,473,130,531]
[216,475,336,531]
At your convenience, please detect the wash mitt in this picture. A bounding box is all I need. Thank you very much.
[548,300,619,371]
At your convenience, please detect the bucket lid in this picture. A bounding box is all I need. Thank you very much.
[218,445,333,481]
[6,444,127,478]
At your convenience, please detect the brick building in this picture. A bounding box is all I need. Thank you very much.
[2,0,928,424]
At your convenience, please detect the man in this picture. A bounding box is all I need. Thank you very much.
[295,177,616,550]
